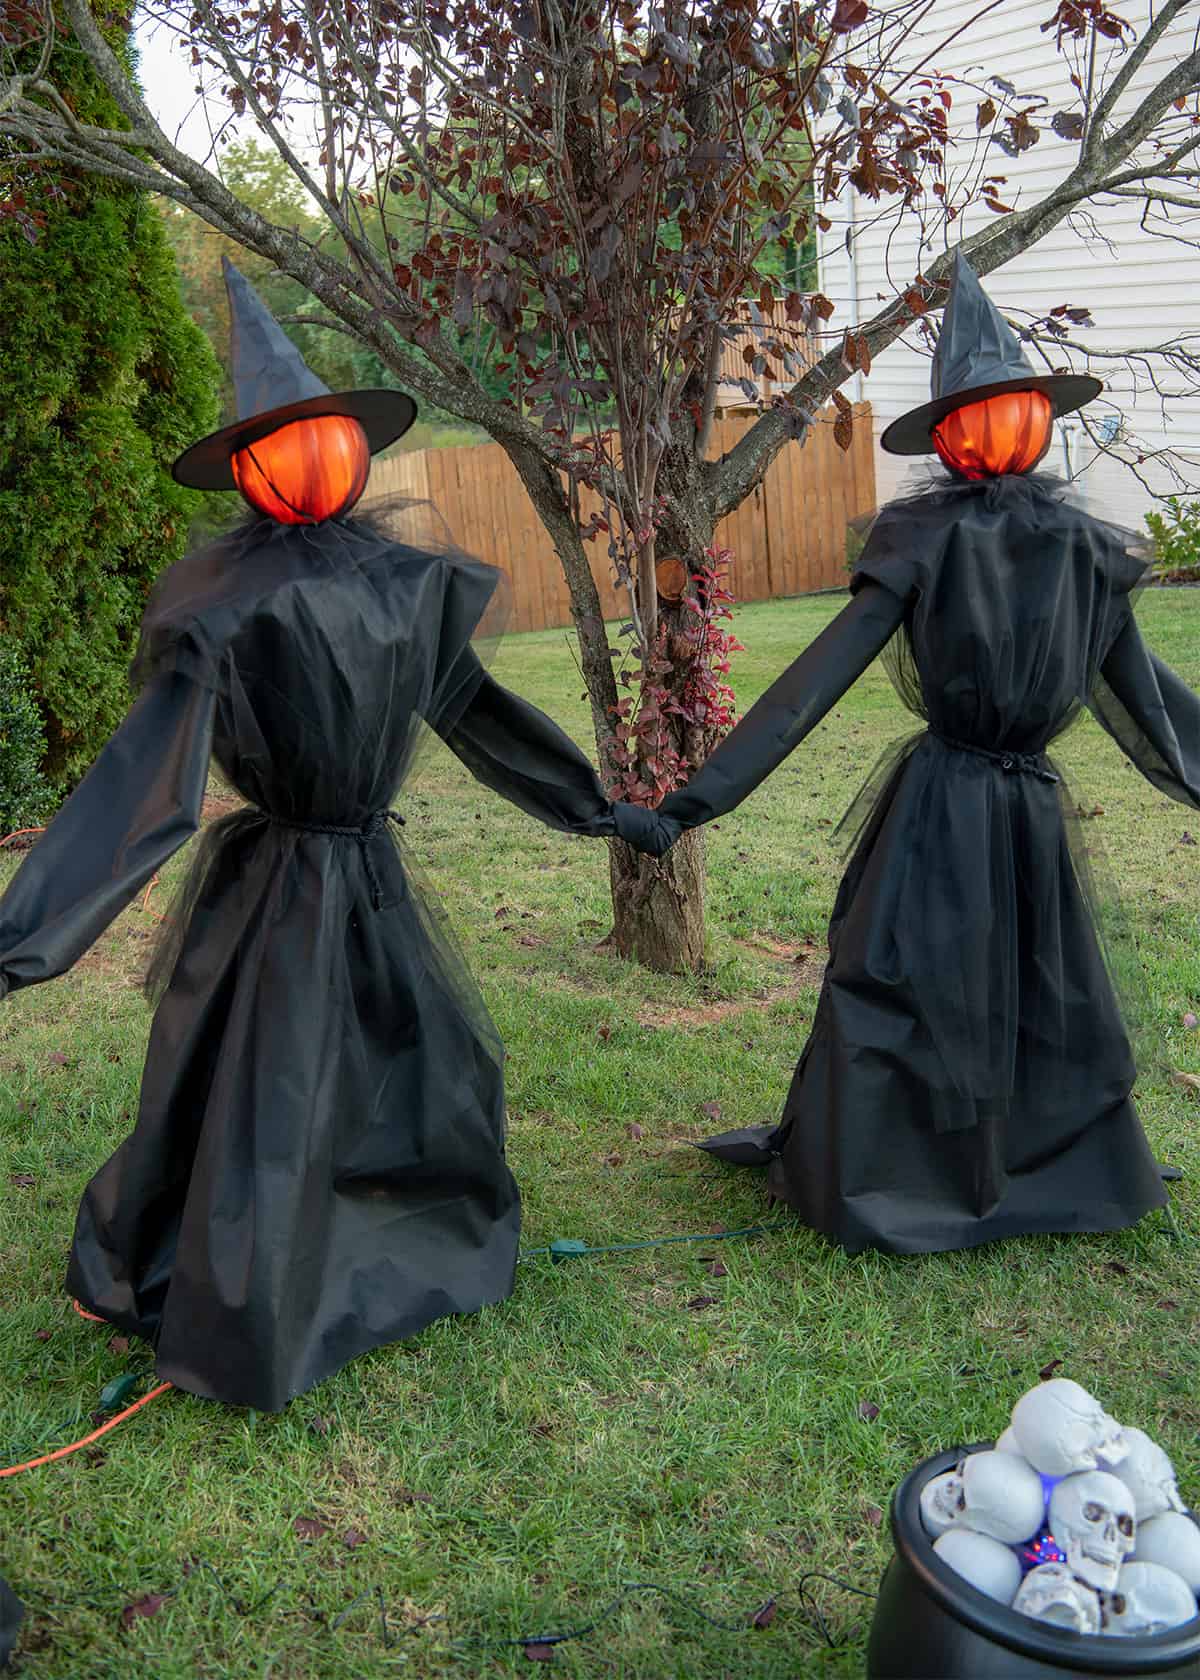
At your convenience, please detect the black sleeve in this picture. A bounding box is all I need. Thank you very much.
[0,674,215,997]
[1089,610,1200,808]
[612,583,906,856]
[435,656,616,838]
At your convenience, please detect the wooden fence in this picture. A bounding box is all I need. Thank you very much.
[365,402,875,634]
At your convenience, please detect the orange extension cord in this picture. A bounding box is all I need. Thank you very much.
[2,829,171,1474]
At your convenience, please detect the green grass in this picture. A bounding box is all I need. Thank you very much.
[2,590,1199,1679]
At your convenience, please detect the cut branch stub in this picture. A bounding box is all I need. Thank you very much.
[655,557,689,601]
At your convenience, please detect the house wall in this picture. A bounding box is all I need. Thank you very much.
[817,0,1200,531]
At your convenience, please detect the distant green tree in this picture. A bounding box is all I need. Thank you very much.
[0,22,219,789]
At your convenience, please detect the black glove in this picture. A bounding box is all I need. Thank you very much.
[611,801,684,858]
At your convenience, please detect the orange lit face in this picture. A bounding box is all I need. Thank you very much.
[231,414,370,524]
[932,390,1054,480]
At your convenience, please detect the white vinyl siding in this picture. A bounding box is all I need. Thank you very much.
[818,0,1200,530]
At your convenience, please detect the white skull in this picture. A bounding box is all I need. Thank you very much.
[1011,1379,1127,1477]
[1012,1564,1102,1634]
[1100,1563,1198,1637]
[951,1450,1046,1545]
[1133,1512,1200,1593]
[920,1470,961,1539]
[1101,1428,1186,1523]
[1048,1471,1136,1591]
[933,1528,1022,1604]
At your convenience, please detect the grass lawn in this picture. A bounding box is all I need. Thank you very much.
[1,588,1198,1679]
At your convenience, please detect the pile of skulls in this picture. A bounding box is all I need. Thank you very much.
[920,1378,1200,1637]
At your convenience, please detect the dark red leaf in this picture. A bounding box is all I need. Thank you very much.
[293,1516,330,1540]
[707,1259,728,1278]
[1156,1298,1179,1311]
[830,0,868,30]
[976,98,996,131]
[309,1415,332,1437]
[687,1295,719,1311]
[857,1399,880,1422]
[9,1174,35,1188]
[1038,1358,1064,1380]
[699,1101,722,1122]
[597,1025,612,1042]
[121,1593,168,1629]
[524,1642,557,1661]
[863,1503,884,1528]
[343,1528,368,1549]
[394,1488,433,1506]
[750,1598,778,1628]
[1105,1261,1129,1276]
[35,1328,52,1342]
[1052,110,1085,140]
[107,1336,130,1355]
[626,1122,645,1141]
[47,1052,68,1066]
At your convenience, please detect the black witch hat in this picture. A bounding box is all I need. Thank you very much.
[172,257,417,490]
[880,251,1101,456]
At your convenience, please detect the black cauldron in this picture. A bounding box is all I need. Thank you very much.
[867,1448,1200,1678]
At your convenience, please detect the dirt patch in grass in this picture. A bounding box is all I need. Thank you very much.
[636,937,825,1029]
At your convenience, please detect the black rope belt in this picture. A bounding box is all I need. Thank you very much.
[267,809,405,909]
[929,731,1060,784]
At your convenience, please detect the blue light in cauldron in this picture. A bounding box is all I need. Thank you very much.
[1018,1528,1068,1572]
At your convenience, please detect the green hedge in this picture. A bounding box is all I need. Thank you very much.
[0,646,55,838]
[0,29,220,791]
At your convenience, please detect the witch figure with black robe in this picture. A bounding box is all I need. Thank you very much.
[613,251,1200,1256]
[0,259,618,1409]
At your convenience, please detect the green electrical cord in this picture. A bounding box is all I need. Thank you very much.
[519,1219,791,1264]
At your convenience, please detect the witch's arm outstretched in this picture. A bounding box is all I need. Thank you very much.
[611,583,907,856]
[0,675,214,998]
[431,651,617,838]
[1090,612,1200,808]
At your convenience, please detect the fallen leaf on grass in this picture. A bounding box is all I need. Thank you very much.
[393,1488,433,1506]
[626,1122,645,1141]
[121,1592,169,1629]
[687,1295,719,1311]
[309,1415,332,1437]
[1182,1013,1197,1029]
[523,1642,556,1662]
[750,1598,778,1628]
[707,1260,728,1278]
[293,1516,331,1540]
[9,1174,35,1188]
[1039,1358,1064,1380]
[108,1336,130,1355]
[1105,1261,1129,1276]
[601,1151,623,1169]
[1170,1071,1200,1097]
[699,1101,722,1122]
[1180,831,1198,846]
[597,1024,612,1042]
[857,1400,880,1422]
[863,1504,884,1529]
[34,1329,52,1342]
[517,934,546,948]
[1156,1298,1179,1311]
[47,1052,69,1067]
[343,1529,368,1549]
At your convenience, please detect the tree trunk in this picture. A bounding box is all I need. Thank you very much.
[608,828,706,973]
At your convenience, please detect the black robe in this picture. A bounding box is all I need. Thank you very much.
[614,474,1200,1255]
[0,1573,20,1670]
[0,512,615,1409]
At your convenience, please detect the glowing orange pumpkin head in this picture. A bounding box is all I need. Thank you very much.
[231,414,370,524]
[931,390,1053,481]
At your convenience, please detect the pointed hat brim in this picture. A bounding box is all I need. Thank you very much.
[880,372,1101,456]
[172,388,418,490]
